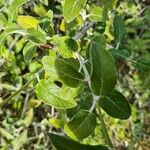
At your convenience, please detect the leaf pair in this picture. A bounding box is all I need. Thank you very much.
[35,52,85,109]
[89,40,131,120]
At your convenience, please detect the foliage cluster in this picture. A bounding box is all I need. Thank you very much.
[0,0,150,149]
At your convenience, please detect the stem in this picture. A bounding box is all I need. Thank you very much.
[0,79,33,108]
[75,52,113,147]
[89,95,99,113]
[74,52,91,88]
[97,105,113,148]
[73,22,94,40]
[0,68,44,108]
[116,42,120,49]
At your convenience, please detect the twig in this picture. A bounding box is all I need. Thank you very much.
[75,51,113,148]
[73,22,94,40]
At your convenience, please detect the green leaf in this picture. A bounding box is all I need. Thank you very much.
[89,42,117,96]
[49,133,108,150]
[89,6,108,22]
[87,35,106,59]
[0,13,7,26]
[63,0,87,23]
[35,79,77,109]
[99,89,131,119]
[136,57,150,70]
[109,48,131,61]
[42,53,58,81]
[52,36,78,57]
[113,15,125,45]
[7,0,29,22]
[39,10,53,30]
[23,41,37,62]
[64,109,96,140]
[60,84,83,100]
[54,56,84,87]
[17,15,39,29]
[0,23,26,50]
[27,28,46,44]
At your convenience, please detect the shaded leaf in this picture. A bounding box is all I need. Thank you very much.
[136,57,150,70]
[39,10,53,30]
[113,15,125,44]
[109,48,131,61]
[64,109,96,140]
[87,35,106,59]
[90,41,117,96]
[49,133,108,150]
[55,56,84,87]
[99,89,131,119]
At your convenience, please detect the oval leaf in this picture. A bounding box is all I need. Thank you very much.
[63,0,87,23]
[64,109,97,140]
[52,36,78,58]
[27,28,46,44]
[23,41,37,62]
[90,41,117,96]
[17,15,39,29]
[49,133,108,150]
[113,15,125,45]
[35,79,77,109]
[54,56,84,87]
[99,89,131,119]
[109,48,131,61]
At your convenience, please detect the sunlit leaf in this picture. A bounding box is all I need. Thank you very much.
[63,0,87,23]
[36,79,77,109]
[17,15,39,29]
[23,41,37,62]
[89,6,108,22]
